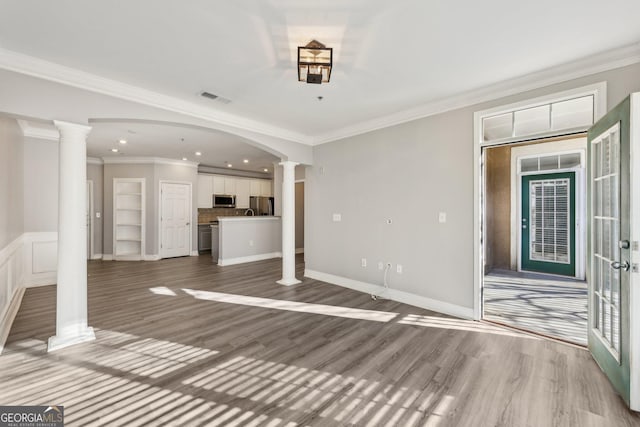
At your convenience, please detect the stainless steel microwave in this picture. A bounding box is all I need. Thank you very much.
[213,194,236,208]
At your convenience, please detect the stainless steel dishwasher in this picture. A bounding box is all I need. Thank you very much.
[198,224,212,253]
[210,223,219,263]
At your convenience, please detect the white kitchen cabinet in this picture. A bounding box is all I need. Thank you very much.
[235,179,251,209]
[213,175,237,195]
[260,179,273,197]
[113,178,145,261]
[197,174,213,208]
[250,179,262,196]
[224,178,236,195]
[212,176,225,194]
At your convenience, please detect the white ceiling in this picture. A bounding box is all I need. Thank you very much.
[87,122,278,173]
[1,0,640,142]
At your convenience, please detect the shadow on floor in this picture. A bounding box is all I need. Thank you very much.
[483,269,587,346]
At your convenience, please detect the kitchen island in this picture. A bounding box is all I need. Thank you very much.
[217,216,282,266]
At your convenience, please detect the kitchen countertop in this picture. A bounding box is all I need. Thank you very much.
[217,216,281,222]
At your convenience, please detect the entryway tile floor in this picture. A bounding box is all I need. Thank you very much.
[483,269,587,346]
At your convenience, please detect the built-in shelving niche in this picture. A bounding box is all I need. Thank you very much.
[113,178,145,260]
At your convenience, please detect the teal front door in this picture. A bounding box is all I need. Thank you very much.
[521,172,576,276]
[587,96,632,408]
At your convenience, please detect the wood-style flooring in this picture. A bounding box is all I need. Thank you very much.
[1,255,639,426]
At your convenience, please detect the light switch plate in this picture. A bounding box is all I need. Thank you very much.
[438,212,447,223]
[96,212,101,218]
[333,213,342,222]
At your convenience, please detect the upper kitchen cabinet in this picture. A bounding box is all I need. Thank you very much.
[213,176,236,195]
[235,179,251,209]
[197,174,213,208]
[260,179,272,197]
[250,179,273,197]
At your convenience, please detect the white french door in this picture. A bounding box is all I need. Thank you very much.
[160,182,192,259]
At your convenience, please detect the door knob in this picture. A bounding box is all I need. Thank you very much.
[611,261,630,271]
[619,240,630,249]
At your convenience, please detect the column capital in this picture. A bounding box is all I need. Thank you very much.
[279,160,300,169]
[53,120,92,137]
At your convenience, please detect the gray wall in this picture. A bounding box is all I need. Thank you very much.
[23,139,58,232]
[103,161,198,256]
[87,163,104,256]
[0,117,24,249]
[305,62,640,310]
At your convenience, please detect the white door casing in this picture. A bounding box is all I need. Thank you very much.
[160,182,192,259]
[86,180,93,260]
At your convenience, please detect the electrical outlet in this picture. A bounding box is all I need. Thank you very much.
[439,212,447,223]
[378,262,384,270]
[361,258,367,267]
[333,213,342,222]
[397,264,403,274]
[386,218,393,224]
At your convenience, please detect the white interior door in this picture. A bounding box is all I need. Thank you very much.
[161,182,191,259]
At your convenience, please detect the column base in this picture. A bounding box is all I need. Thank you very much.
[47,327,96,352]
[277,278,302,286]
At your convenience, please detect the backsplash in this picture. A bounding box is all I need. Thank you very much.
[198,208,250,223]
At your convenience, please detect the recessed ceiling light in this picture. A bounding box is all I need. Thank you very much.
[243,159,249,163]
[111,148,119,153]
[263,168,268,172]
[182,157,188,161]
[195,151,202,156]
[118,139,127,144]
[227,164,233,168]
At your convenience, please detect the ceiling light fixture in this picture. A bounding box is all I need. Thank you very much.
[227,164,233,168]
[119,139,127,144]
[182,157,188,161]
[263,168,268,172]
[111,148,119,153]
[298,40,332,84]
[243,159,249,163]
[195,151,202,156]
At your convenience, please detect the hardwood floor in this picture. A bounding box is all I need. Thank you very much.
[1,255,639,426]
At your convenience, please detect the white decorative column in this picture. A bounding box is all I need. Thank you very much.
[48,121,95,352]
[277,160,301,286]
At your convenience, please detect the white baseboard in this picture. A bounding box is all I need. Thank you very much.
[90,253,103,260]
[0,287,24,354]
[295,248,304,254]
[143,254,161,261]
[102,254,113,261]
[218,252,282,267]
[190,251,199,256]
[304,269,474,320]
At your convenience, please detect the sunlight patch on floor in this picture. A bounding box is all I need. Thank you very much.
[398,314,537,338]
[182,288,399,322]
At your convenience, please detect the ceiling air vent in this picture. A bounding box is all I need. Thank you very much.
[200,91,231,104]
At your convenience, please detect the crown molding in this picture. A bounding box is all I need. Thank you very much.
[16,119,58,141]
[102,156,199,168]
[310,42,640,145]
[3,42,640,148]
[86,157,103,165]
[0,48,310,145]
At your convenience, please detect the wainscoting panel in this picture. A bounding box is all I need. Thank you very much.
[23,232,57,287]
[0,235,25,354]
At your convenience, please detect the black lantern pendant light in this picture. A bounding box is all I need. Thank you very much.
[297,40,332,84]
